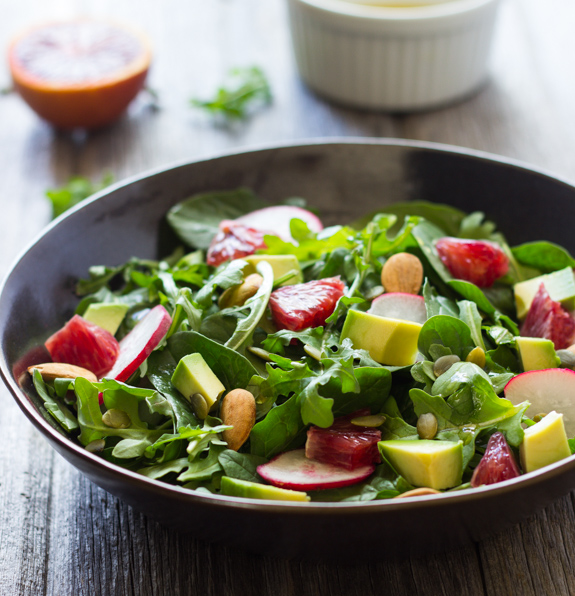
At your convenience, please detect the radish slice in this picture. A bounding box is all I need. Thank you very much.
[103,305,172,382]
[368,292,427,324]
[257,449,375,491]
[235,206,323,243]
[504,368,575,436]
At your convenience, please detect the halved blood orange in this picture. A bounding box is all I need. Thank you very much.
[8,19,151,129]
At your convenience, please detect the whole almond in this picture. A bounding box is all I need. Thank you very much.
[381,253,424,295]
[220,388,256,451]
[218,274,263,309]
[394,488,441,499]
[28,362,97,382]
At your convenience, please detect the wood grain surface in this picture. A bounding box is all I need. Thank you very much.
[2,0,575,594]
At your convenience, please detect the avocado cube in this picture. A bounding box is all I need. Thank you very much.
[379,439,463,490]
[83,303,129,336]
[514,267,575,319]
[220,476,310,501]
[520,411,571,473]
[341,310,422,366]
[516,337,560,371]
[244,255,303,285]
[171,353,225,418]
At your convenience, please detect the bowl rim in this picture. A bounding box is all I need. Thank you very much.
[3,136,575,514]
[289,0,499,21]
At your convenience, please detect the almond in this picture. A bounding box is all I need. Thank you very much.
[218,274,263,309]
[394,487,441,499]
[381,253,423,295]
[220,388,256,451]
[28,362,97,382]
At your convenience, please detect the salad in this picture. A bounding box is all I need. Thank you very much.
[27,189,575,502]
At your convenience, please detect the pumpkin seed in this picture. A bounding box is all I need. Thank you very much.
[433,354,460,377]
[417,413,438,440]
[102,408,131,429]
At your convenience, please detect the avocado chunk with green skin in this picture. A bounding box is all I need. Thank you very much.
[220,476,310,501]
[171,353,225,418]
[341,310,422,366]
[83,303,129,336]
[379,439,463,490]
[244,255,303,285]
[520,411,571,473]
[514,267,575,319]
[516,337,560,371]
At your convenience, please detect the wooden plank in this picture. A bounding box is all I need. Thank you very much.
[2,0,575,594]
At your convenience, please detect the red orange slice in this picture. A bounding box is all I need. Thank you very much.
[8,19,151,129]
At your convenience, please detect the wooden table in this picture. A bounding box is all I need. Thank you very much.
[2,0,575,594]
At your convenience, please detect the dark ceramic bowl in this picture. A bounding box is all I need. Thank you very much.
[2,139,575,561]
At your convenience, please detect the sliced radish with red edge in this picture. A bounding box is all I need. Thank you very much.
[235,206,323,243]
[103,305,172,382]
[368,292,427,324]
[257,449,375,491]
[504,368,575,436]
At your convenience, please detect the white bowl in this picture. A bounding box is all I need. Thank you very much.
[287,0,502,111]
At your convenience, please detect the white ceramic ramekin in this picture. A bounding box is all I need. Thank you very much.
[287,0,501,111]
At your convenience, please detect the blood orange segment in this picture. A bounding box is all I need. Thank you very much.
[470,432,520,487]
[435,237,509,287]
[206,221,267,267]
[521,283,575,350]
[269,276,345,332]
[8,19,151,129]
[256,449,375,491]
[305,409,381,470]
[45,315,119,378]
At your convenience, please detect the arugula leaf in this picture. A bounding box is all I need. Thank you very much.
[195,259,247,307]
[190,66,272,122]
[458,300,485,350]
[351,201,465,236]
[32,371,79,432]
[224,261,274,353]
[178,443,227,483]
[46,173,113,219]
[423,279,459,318]
[262,326,324,355]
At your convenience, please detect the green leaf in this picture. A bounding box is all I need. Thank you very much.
[448,280,496,316]
[224,260,274,353]
[351,201,465,236]
[178,443,227,483]
[190,66,272,122]
[138,458,190,479]
[195,259,247,307]
[218,450,267,483]
[32,371,79,432]
[512,241,575,273]
[167,189,266,250]
[167,330,258,391]
[418,315,475,361]
[262,326,324,355]
[250,394,305,459]
[458,300,485,350]
[146,349,199,429]
[46,173,113,219]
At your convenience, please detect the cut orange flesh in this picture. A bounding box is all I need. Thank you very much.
[8,20,152,129]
